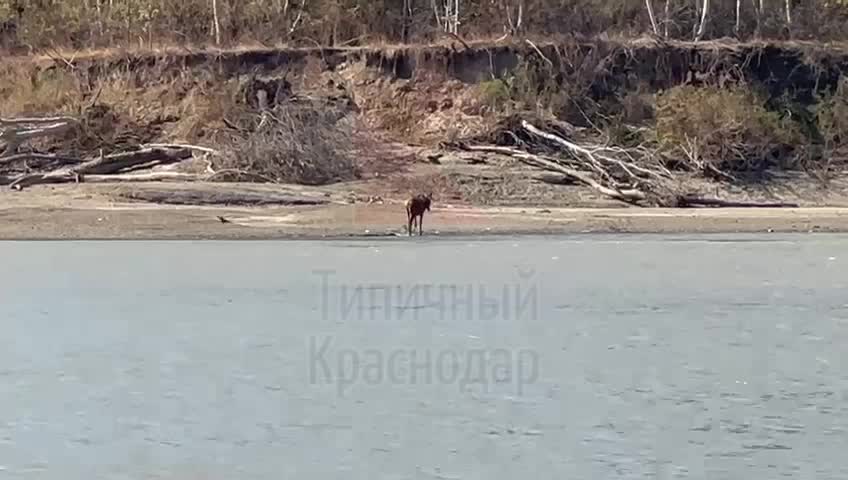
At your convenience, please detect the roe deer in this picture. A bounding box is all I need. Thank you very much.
[405,193,432,236]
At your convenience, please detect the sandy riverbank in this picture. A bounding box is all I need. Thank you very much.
[2,202,847,240]
[0,182,846,240]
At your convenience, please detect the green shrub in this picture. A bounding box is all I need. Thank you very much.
[814,77,848,152]
[655,85,804,176]
[478,78,512,112]
[479,79,510,104]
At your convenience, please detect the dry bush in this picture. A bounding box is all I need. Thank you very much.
[0,65,210,155]
[471,49,607,131]
[215,97,361,185]
[814,78,848,158]
[802,77,848,180]
[0,65,84,116]
[477,78,513,113]
[655,84,804,177]
[0,61,360,185]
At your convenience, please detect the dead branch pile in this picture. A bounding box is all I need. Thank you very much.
[453,114,800,208]
[213,91,361,185]
[0,116,202,189]
[0,74,362,190]
[455,115,676,206]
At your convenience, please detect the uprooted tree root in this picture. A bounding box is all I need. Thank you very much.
[451,115,800,208]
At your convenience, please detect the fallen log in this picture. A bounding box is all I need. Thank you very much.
[141,143,220,156]
[0,153,84,166]
[10,171,79,189]
[0,116,79,157]
[0,116,79,125]
[677,196,800,208]
[535,173,579,186]
[520,120,669,182]
[76,147,192,175]
[78,172,206,183]
[8,147,193,189]
[459,144,647,205]
[117,189,329,206]
[0,153,86,184]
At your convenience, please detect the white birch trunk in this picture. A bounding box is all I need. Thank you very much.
[695,0,709,40]
[735,0,741,35]
[212,0,221,45]
[784,0,791,31]
[432,0,443,29]
[646,0,659,35]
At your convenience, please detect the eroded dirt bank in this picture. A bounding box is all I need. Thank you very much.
[5,39,848,238]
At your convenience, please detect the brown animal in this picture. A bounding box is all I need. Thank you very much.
[405,193,432,236]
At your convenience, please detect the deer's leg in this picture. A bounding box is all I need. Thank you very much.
[419,213,423,236]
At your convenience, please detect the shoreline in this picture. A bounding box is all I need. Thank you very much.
[1,203,847,240]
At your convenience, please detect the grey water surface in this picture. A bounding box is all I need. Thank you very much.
[1,234,848,479]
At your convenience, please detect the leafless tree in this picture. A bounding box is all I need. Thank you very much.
[695,0,710,40]
[785,0,792,33]
[754,0,764,37]
[211,0,221,45]
[402,0,413,42]
[735,0,741,35]
[503,0,524,35]
[434,0,460,34]
[646,0,660,35]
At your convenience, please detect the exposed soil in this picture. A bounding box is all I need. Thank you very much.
[5,39,848,239]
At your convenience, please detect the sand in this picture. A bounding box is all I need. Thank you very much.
[0,183,846,240]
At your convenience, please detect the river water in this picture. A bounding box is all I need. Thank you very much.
[1,234,847,479]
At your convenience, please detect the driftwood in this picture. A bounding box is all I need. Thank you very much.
[8,147,192,189]
[455,116,802,209]
[0,114,228,190]
[520,120,670,183]
[141,143,221,156]
[535,173,579,185]
[460,144,648,204]
[78,147,191,174]
[78,172,206,183]
[0,153,84,165]
[677,196,800,208]
[0,116,79,156]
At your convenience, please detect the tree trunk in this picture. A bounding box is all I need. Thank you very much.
[432,0,442,30]
[212,0,221,45]
[735,0,741,36]
[784,0,792,35]
[402,0,412,43]
[695,0,710,40]
[646,0,660,35]
[754,0,763,37]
